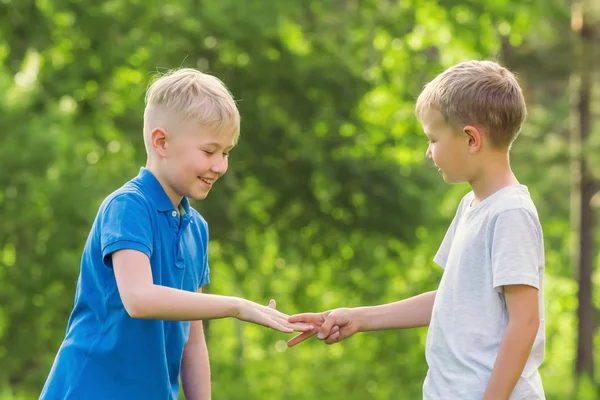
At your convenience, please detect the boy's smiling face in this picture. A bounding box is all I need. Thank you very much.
[421,107,472,184]
[151,119,236,205]
[168,126,235,200]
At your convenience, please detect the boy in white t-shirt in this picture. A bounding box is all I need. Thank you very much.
[288,60,546,399]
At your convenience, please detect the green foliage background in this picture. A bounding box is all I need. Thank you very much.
[0,0,598,399]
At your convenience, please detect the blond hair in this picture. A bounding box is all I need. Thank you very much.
[415,60,526,148]
[143,68,240,151]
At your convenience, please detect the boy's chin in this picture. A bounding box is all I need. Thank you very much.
[441,173,465,185]
[189,191,210,200]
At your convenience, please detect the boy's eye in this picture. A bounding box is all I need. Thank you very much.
[203,150,214,155]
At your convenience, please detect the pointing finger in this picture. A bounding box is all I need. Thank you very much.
[288,313,324,325]
[287,329,318,347]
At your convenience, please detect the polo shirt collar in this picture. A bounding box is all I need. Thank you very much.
[136,167,188,213]
[179,196,191,216]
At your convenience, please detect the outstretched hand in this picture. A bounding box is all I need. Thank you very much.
[236,299,313,334]
[287,308,358,347]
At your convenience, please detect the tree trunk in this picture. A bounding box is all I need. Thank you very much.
[570,0,597,388]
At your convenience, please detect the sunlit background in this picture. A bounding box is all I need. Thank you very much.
[1,0,599,399]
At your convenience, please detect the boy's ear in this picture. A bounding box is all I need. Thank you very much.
[151,128,169,158]
[463,125,482,153]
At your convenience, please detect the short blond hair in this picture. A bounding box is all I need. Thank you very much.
[415,60,526,148]
[143,68,240,149]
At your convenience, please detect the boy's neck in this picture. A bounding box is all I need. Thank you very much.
[468,152,519,206]
[145,161,183,209]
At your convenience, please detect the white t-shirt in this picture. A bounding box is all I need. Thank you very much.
[423,185,546,399]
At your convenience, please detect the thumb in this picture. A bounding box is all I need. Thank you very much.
[268,299,276,309]
[317,315,337,339]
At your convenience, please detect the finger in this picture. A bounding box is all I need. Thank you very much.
[287,329,318,347]
[266,320,294,333]
[267,311,313,332]
[287,331,314,347]
[294,322,314,331]
[316,325,339,342]
[250,308,294,333]
[284,321,314,332]
[317,316,337,339]
[268,299,276,309]
[274,320,314,333]
[267,310,313,331]
[265,308,295,326]
[265,307,317,332]
[288,313,324,324]
[325,331,341,345]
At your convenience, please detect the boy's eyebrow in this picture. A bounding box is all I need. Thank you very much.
[202,142,235,150]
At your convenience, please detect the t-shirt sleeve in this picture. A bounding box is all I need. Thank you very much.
[100,192,153,267]
[198,217,210,288]
[433,220,455,269]
[491,208,542,292]
[433,195,470,269]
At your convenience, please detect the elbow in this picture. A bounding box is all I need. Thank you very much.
[531,316,540,330]
[511,315,539,339]
[121,288,153,319]
[125,303,147,320]
[524,318,540,346]
[525,312,540,333]
[529,318,540,336]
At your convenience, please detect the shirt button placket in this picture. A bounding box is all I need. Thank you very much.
[170,210,180,231]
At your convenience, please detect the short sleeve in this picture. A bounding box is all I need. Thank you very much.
[101,192,153,267]
[433,220,456,269]
[433,194,471,269]
[491,208,542,292]
[197,217,210,287]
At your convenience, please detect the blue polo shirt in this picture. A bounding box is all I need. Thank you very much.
[41,168,210,400]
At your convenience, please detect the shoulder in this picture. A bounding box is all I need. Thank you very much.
[490,186,540,222]
[453,190,474,218]
[98,182,153,219]
[488,187,542,239]
[459,191,475,209]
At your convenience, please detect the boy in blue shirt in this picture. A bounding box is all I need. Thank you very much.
[288,61,546,399]
[41,68,310,400]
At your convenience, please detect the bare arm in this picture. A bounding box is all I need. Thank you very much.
[112,249,310,333]
[483,285,540,400]
[181,289,211,400]
[353,290,437,331]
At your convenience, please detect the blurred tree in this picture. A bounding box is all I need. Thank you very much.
[570,0,599,392]
[0,0,595,399]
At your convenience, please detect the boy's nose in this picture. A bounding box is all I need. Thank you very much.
[211,158,228,174]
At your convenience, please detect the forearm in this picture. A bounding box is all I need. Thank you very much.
[483,319,539,399]
[354,290,436,331]
[181,334,211,400]
[125,285,241,320]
